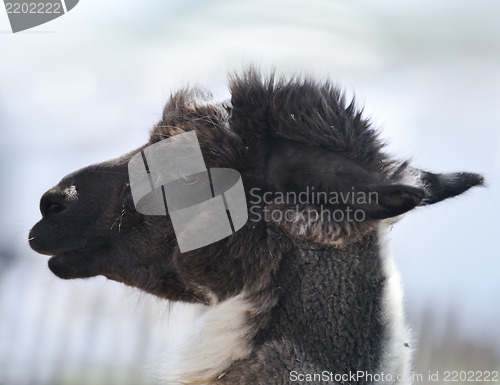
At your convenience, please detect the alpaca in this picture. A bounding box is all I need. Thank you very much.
[29,71,483,385]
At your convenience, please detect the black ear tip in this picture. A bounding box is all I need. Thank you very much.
[421,171,484,205]
[475,173,485,184]
[452,172,485,189]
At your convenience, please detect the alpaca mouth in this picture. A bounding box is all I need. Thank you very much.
[48,246,106,279]
[28,220,90,256]
[28,220,108,258]
[29,234,89,257]
[27,223,108,280]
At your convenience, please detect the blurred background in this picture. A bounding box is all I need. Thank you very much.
[1,0,499,384]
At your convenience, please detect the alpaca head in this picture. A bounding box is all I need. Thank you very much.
[29,72,483,304]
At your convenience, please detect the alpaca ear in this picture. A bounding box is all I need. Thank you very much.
[352,184,425,220]
[418,171,484,205]
[266,139,426,221]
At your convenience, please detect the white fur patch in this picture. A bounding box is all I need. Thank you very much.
[399,166,423,189]
[63,185,78,201]
[158,292,255,384]
[377,225,413,384]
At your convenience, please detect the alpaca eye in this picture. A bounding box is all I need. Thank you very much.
[178,173,199,185]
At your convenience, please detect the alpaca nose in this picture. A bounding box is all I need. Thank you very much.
[40,188,71,218]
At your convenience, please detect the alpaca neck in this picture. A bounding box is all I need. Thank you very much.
[263,233,387,376]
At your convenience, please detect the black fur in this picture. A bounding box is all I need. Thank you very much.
[420,171,484,205]
[29,71,483,384]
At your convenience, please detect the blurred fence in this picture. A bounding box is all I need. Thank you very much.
[412,308,500,385]
[0,253,201,385]
[1,252,499,385]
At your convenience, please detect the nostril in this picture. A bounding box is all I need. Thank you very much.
[40,191,69,218]
[43,202,66,216]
